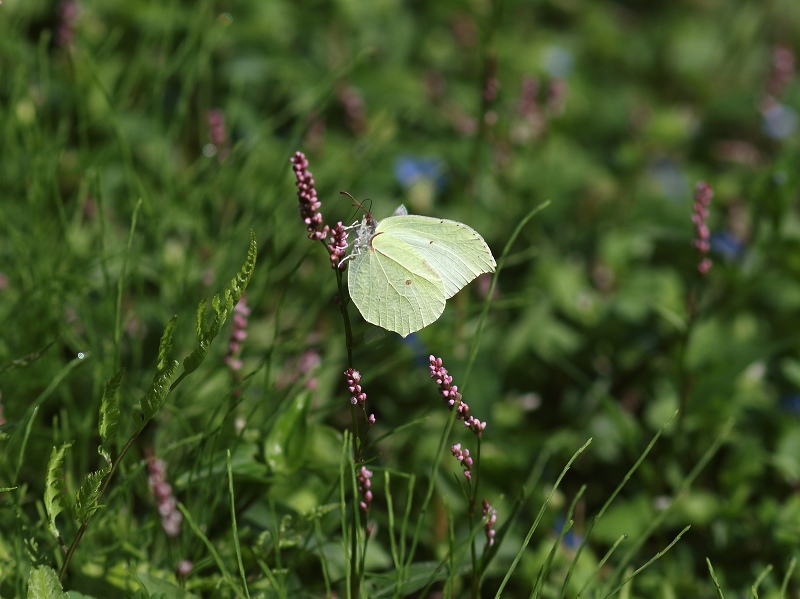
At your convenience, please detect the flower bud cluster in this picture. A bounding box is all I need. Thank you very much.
[328,222,349,270]
[451,443,473,480]
[345,368,366,407]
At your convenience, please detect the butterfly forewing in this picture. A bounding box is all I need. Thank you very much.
[376,216,496,299]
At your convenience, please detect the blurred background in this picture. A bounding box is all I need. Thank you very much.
[1,0,800,596]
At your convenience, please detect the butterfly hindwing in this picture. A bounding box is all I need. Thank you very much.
[348,232,445,337]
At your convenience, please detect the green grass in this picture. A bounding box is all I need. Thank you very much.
[2,0,800,597]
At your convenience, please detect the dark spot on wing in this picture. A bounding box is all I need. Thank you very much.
[405,280,412,285]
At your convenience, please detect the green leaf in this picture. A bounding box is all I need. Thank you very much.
[72,460,112,523]
[27,565,68,599]
[44,443,73,541]
[98,368,124,443]
[136,573,200,598]
[264,390,311,473]
[183,231,257,374]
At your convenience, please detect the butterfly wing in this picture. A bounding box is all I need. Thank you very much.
[348,232,446,337]
[377,215,496,299]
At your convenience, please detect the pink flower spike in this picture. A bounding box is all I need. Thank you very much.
[177,560,194,578]
[207,109,231,162]
[430,355,486,438]
[225,294,250,376]
[482,498,497,547]
[291,151,329,241]
[692,182,714,276]
[147,452,183,539]
[357,466,374,512]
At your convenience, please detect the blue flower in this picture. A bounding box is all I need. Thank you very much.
[763,103,798,140]
[649,157,689,201]
[394,155,445,190]
[542,46,574,78]
[401,333,429,367]
[710,231,745,261]
[779,394,800,414]
[553,515,582,550]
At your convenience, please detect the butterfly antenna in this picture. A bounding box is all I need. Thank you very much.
[340,191,372,225]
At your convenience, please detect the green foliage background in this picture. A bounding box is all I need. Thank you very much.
[1,0,800,596]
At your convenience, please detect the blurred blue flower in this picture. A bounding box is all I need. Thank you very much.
[553,515,582,550]
[543,46,574,78]
[649,157,689,201]
[710,231,745,261]
[763,103,798,140]
[401,333,429,367]
[773,170,788,186]
[394,155,445,190]
[779,394,800,414]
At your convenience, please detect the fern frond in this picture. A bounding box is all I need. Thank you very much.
[139,359,179,423]
[183,231,257,375]
[182,299,210,373]
[157,316,178,373]
[44,442,73,541]
[73,462,112,523]
[99,368,124,443]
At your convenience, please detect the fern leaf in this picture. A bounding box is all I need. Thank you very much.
[157,316,178,373]
[213,230,257,337]
[195,298,209,338]
[183,231,257,374]
[98,445,112,466]
[44,442,73,541]
[182,300,210,373]
[27,565,68,599]
[99,368,125,443]
[182,338,210,374]
[72,461,112,523]
[139,359,179,422]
